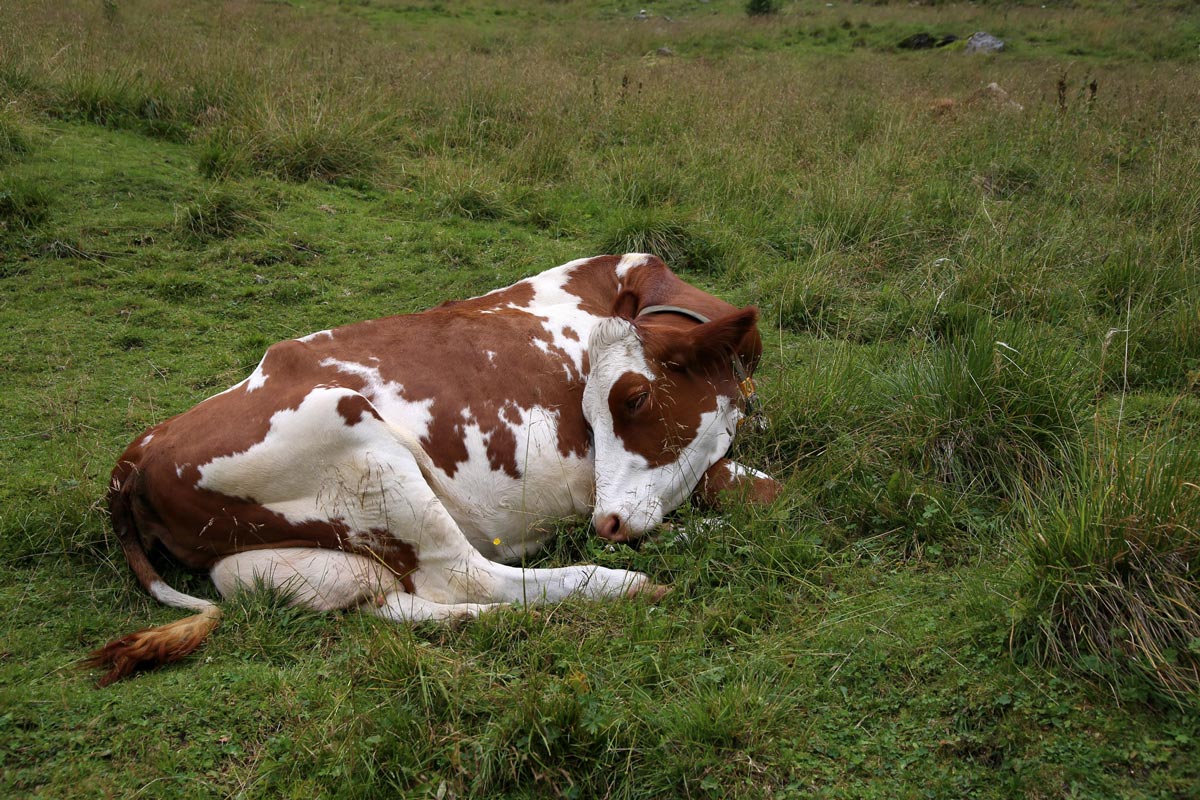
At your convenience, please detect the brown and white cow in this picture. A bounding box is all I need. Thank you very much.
[88,253,780,685]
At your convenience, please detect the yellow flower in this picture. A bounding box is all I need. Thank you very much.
[492,537,502,546]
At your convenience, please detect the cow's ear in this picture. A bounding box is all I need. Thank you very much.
[685,307,759,369]
[611,289,639,321]
[654,307,758,370]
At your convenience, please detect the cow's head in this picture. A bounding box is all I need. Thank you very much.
[583,293,761,542]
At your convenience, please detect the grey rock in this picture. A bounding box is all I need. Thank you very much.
[965,31,1005,54]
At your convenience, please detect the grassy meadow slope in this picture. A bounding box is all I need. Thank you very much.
[2,0,1198,796]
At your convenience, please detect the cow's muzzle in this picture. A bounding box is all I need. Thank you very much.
[596,513,633,543]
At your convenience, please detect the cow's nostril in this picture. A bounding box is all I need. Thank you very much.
[597,513,625,542]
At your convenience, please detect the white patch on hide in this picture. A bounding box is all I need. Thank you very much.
[210,352,270,399]
[615,252,651,279]
[319,357,435,441]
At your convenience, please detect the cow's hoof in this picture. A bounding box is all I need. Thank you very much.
[628,581,672,603]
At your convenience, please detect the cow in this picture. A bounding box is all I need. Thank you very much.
[87,253,781,686]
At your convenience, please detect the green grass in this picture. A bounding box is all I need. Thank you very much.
[2,0,1199,796]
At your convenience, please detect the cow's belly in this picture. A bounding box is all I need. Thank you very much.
[409,404,596,563]
[438,451,595,562]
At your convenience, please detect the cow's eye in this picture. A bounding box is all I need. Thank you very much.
[625,390,650,415]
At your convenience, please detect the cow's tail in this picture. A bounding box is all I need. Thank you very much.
[84,465,222,687]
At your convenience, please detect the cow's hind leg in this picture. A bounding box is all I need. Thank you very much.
[211,548,404,612]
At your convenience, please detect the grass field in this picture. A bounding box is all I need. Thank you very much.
[2,0,1199,796]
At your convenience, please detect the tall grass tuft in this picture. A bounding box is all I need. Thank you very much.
[46,62,134,125]
[1013,434,1200,705]
[758,258,852,338]
[54,67,191,140]
[745,0,781,17]
[596,208,729,275]
[1121,299,1200,391]
[174,186,260,241]
[432,169,517,221]
[0,104,36,162]
[0,175,52,229]
[199,93,389,182]
[0,48,34,95]
[764,342,882,471]
[881,321,1087,495]
[797,185,902,253]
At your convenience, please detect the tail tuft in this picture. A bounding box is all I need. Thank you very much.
[83,606,222,687]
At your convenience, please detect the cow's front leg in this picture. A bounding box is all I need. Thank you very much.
[485,562,671,603]
[402,489,669,605]
[691,458,783,509]
[414,543,669,606]
[371,591,500,622]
